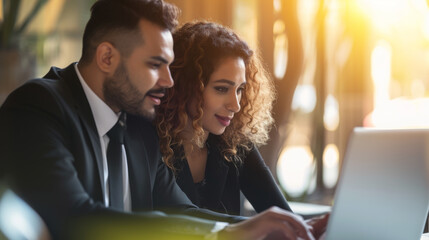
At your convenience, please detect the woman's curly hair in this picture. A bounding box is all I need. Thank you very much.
[156,21,276,172]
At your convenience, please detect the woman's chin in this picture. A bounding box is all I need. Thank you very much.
[210,128,226,136]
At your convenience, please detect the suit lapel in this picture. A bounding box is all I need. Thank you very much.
[56,64,105,196]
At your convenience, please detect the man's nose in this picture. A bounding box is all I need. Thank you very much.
[159,67,174,88]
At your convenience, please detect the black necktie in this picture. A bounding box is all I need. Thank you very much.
[107,113,126,210]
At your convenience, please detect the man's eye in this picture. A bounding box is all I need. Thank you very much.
[148,62,161,69]
[214,87,228,93]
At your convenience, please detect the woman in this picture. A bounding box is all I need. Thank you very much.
[156,21,291,216]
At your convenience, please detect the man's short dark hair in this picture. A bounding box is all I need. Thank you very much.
[80,0,180,64]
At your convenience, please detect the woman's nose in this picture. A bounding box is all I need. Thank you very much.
[226,93,241,113]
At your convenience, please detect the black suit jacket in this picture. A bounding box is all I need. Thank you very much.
[0,64,242,239]
[175,135,292,215]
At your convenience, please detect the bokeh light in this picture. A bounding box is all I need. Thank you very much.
[324,95,340,131]
[273,20,288,80]
[323,144,340,188]
[277,146,315,198]
[291,84,317,113]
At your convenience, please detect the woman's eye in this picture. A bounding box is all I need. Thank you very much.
[214,87,228,93]
[237,87,244,94]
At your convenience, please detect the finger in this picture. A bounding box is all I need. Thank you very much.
[306,214,330,238]
[278,220,314,240]
[264,217,314,240]
[265,209,313,239]
[264,218,298,240]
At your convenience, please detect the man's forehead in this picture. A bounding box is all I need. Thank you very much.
[135,19,174,62]
[138,20,172,45]
[138,19,170,38]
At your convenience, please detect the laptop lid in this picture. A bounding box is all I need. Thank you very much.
[325,128,429,240]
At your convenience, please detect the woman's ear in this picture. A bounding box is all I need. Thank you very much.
[95,42,120,75]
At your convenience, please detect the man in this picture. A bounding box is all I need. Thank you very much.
[0,0,325,239]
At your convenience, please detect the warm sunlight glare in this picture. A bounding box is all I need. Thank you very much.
[277,146,314,198]
[411,79,426,98]
[355,0,408,31]
[366,98,429,128]
[411,0,429,14]
[371,40,392,109]
[359,0,429,128]
[423,13,429,40]
[323,144,339,188]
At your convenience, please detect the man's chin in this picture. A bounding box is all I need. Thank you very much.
[125,102,155,121]
[139,108,156,121]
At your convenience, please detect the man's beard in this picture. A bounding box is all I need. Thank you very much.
[103,62,156,121]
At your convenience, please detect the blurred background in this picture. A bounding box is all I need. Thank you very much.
[2,0,429,208]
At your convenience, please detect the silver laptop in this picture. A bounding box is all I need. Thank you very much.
[325,128,429,240]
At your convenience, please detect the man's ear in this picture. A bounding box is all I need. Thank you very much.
[95,42,120,74]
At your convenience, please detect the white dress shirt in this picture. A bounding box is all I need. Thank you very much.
[74,63,132,211]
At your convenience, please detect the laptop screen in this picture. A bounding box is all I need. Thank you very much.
[325,128,429,240]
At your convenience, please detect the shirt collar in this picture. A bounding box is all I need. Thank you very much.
[74,63,120,137]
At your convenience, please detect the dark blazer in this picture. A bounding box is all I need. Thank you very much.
[0,64,242,239]
[175,135,292,216]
